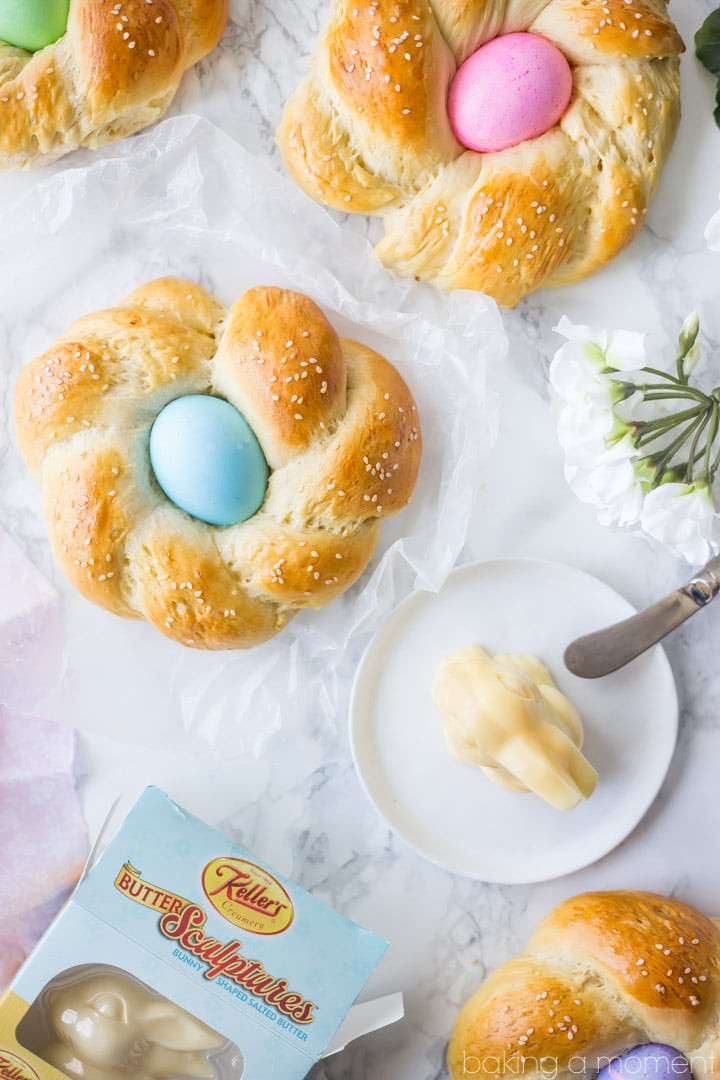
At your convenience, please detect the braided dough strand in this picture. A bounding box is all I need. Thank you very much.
[448,892,720,1080]
[278,0,683,305]
[0,0,227,168]
[429,0,551,60]
[529,0,684,64]
[14,278,422,649]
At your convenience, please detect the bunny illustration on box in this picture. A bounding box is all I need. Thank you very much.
[18,966,238,1080]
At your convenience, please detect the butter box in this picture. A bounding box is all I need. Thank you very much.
[0,787,389,1079]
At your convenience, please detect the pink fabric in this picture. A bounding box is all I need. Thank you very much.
[0,529,65,716]
[0,528,88,991]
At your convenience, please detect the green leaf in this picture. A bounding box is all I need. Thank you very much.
[697,8,720,75]
[696,7,720,127]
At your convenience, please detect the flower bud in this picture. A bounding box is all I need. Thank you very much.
[684,341,702,376]
[678,312,700,357]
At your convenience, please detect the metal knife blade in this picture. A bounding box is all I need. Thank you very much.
[564,555,720,678]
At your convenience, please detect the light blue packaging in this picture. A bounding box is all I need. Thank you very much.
[0,787,388,1080]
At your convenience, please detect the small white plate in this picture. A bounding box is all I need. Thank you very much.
[349,558,678,883]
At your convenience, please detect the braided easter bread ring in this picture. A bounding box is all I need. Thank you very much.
[277,0,684,307]
[0,0,227,168]
[449,891,720,1080]
[14,278,422,649]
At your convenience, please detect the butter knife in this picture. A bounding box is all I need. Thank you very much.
[565,554,720,678]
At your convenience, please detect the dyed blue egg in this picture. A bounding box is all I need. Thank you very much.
[597,1046,690,1080]
[149,395,268,527]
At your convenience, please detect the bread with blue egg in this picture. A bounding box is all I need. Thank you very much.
[14,277,422,649]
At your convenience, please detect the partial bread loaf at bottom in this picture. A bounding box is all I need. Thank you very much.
[449,891,720,1080]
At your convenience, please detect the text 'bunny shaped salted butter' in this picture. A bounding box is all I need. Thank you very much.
[38,970,228,1079]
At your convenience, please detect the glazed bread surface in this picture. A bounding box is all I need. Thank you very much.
[277,0,684,306]
[0,0,228,168]
[449,891,720,1080]
[14,278,422,650]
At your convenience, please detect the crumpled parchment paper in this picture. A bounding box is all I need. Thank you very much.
[0,115,506,756]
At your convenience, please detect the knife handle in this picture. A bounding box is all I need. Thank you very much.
[564,571,720,679]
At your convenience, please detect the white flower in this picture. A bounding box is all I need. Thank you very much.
[565,433,645,528]
[551,313,720,564]
[551,316,647,383]
[556,396,615,461]
[706,198,720,252]
[640,482,719,566]
[551,318,647,526]
[551,319,645,457]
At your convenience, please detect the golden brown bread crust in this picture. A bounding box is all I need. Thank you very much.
[14,278,422,650]
[448,891,720,1080]
[0,0,228,169]
[277,0,683,306]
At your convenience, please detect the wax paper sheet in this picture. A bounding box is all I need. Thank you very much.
[0,529,88,990]
[0,115,506,755]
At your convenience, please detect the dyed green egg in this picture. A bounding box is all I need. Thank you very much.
[0,0,70,53]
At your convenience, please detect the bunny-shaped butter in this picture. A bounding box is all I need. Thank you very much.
[40,970,225,1079]
[433,646,597,811]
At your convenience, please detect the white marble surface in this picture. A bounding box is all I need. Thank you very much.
[2,1,720,1079]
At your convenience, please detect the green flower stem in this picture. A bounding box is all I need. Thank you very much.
[642,366,695,386]
[627,378,710,401]
[651,413,710,481]
[677,350,696,386]
[635,406,705,448]
[677,347,694,386]
[611,376,708,403]
[639,387,710,404]
[677,356,687,384]
[702,400,720,483]
[685,409,713,482]
[678,437,716,475]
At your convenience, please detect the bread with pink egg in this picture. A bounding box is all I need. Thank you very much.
[277,0,684,307]
[448,890,720,1080]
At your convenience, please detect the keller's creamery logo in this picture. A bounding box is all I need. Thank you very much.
[0,1050,41,1080]
[202,857,294,935]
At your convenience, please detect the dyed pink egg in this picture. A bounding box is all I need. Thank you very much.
[448,32,573,153]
